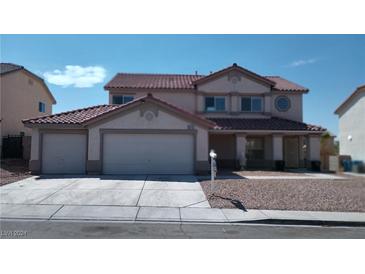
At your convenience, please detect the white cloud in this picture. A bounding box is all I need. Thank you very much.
[44,65,106,88]
[287,58,317,67]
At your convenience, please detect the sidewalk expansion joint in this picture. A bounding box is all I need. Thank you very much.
[48,205,65,220]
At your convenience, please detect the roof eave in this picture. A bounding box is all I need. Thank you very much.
[23,122,84,129]
[104,86,195,91]
[335,84,365,115]
[0,68,23,76]
[273,88,309,94]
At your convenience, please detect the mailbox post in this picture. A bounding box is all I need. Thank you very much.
[209,149,217,194]
[210,149,217,181]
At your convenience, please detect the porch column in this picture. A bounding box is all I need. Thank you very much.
[308,135,321,171]
[236,134,247,169]
[272,134,284,170]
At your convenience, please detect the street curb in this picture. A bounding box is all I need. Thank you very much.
[1,216,365,227]
[2,204,365,227]
[233,219,365,227]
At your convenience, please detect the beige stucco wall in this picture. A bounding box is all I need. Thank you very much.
[0,71,54,136]
[271,93,303,122]
[338,91,365,162]
[197,74,271,94]
[88,104,209,162]
[195,73,272,117]
[109,90,196,112]
[30,127,40,160]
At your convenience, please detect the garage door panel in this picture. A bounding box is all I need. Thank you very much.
[42,133,86,174]
[103,133,194,175]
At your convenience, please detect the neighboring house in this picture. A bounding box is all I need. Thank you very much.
[23,63,325,175]
[335,84,365,163]
[0,63,56,159]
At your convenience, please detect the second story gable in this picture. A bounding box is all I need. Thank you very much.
[104,63,309,122]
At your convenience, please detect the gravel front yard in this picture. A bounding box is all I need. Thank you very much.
[201,177,365,212]
[0,159,31,186]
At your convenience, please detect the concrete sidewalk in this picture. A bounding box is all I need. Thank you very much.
[1,204,365,225]
[198,173,345,180]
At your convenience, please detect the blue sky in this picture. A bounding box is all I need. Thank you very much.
[1,35,364,135]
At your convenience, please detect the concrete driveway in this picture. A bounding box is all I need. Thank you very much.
[0,175,210,208]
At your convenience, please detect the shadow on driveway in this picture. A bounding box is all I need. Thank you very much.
[34,174,198,183]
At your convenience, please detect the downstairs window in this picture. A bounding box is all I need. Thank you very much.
[246,137,265,160]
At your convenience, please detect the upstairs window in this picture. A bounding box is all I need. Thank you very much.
[205,96,226,112]
[38,102,46,113]
[241,96,263,112]
[112,95,134,104]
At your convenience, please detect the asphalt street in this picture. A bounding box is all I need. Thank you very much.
[1,220,365,239]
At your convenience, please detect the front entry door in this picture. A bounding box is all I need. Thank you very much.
[284,137,299,168]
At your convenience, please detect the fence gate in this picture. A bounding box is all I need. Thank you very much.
[1,135,23,158]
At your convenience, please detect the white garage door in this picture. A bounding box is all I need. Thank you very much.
[102,133,194,175]
[42,133,87,174]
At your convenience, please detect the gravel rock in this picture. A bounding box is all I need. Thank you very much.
[201,177,365,212]
[1,159,31,186]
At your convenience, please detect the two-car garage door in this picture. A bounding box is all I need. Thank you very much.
[40,132,194,175]
[102,133,194,175]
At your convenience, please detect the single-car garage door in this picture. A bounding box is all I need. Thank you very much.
[102,133,194,175]
[41,133,87,174]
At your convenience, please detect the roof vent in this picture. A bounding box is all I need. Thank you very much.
[233,63,237,67]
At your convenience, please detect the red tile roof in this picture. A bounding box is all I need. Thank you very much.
[104,72,308,92]
[266,76,309,92]
[210,117,325,132]
[23,94,216,128]
[22,104,121,125]
[105,73,203,90]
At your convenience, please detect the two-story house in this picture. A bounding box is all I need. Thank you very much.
[1,63,56,158]
[23,64,325,175]
[335,84,365,164]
